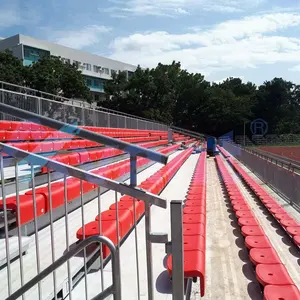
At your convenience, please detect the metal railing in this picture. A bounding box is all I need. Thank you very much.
[0,104,185,300]
[170,125,205,140]
[0,86,168,130]
[223,141,300,212]
[1,80,206,136]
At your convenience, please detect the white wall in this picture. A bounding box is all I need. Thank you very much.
[18,34,137,79]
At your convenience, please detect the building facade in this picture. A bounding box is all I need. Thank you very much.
[0,34,137,101]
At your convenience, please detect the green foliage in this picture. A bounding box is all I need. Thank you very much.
[0,51,92,102]
[0,50,26,85]
[26,56,92,102]
[102,63,300,137]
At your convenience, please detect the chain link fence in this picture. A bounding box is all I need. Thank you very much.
[223,141,300,211]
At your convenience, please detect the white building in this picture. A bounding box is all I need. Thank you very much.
[0,34,137,101]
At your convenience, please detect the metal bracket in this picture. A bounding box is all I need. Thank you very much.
[165,241,172,255]
[149,232,168,244]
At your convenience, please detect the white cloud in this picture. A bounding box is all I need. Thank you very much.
[108,13,300,76]
[290,65,300,72]
[106,0,264,17]
[52,25,112,49]
[213,76,246,84]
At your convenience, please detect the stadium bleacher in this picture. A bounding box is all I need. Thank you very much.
[0,114,300,300]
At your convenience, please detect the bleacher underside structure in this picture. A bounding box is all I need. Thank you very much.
[0,84,299,300]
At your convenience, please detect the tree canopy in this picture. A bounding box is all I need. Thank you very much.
[0,50,92,102]
[101,61,300,137]
[1,49,299,137]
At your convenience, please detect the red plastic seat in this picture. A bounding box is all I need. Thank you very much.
[266,203,282,210]
[238,218,260,227]
[249,248,281,265]
[274,213,290,221]
[256,264,294,286]
[76,220,118,258]
[269,208,288,215]
[0,194,46,225]
[95,209,133,238]
[245,235,272,249]
[110,200,144,221]
[183,235,206,251]
[185,200,205,207]
[233,204,250,211]
[167,250,205,296]
[183,223,205,236]
[183,206,205,215]
[236,211,254,219]
[241,225,265,236]
[183,214,206,225]
[231,200,247,206]
[293,235,300,246]
[26,185,65,211]
[286,226,300,236]
[280,219,299,228]
[264,285,300,300]
[0,121,11,130]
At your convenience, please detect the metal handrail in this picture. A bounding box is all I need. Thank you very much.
[6,235,121,300]
[0,103,168,165]
[1,80,206,135]
[0,143,167,208]
[1,81,167,125]
[226,141,300,174]
[247,147,300,168]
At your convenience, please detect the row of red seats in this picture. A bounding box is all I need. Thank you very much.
[218,145,300,247]
[40,140,168,173]
[215,155,300,300]
[0,121,190,142]
[0,130,162,142]
[167,151,207,296]
[76,147,194,258]
[227,157,300,247]
[217,146,230,158]
[0,121,166,135]
[4,137,163,156]
[0,144,180,226]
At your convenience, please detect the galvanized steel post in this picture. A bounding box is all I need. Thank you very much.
[170,200,184,300]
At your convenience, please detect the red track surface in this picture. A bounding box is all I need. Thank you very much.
[258,146,300,162]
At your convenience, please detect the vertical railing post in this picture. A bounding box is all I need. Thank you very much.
[37,97,41,115]
[170,200,184,300]
[81,107,85,125]
[107,112,111,128]
[168,127,173,144]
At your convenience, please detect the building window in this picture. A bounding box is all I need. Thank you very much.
[94,94,100,101]
[103,67,109,75]
[61,57,70,64]
[128,71,134,79]
[111,69,117,76]
[83,63,91,71]
[73,60,80,68]
[86,78,92,86]
[93,65,98,72]
[23,45,50,65]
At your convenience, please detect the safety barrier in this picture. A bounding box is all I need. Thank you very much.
[0,103,191,300]
[222,141,300,212]
[215,155,300,299]
[167,150,207,297]
[226,155,300,248]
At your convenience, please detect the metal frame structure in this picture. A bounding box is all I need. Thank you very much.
[0,103,185,300]
[0,84,168,130]
[1,80,206,137]
[222,141,300,212]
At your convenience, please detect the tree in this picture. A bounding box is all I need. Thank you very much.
[0,50,26,85]
[26,55,92,102]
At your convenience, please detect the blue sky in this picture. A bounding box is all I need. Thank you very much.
[1,0,300,84]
